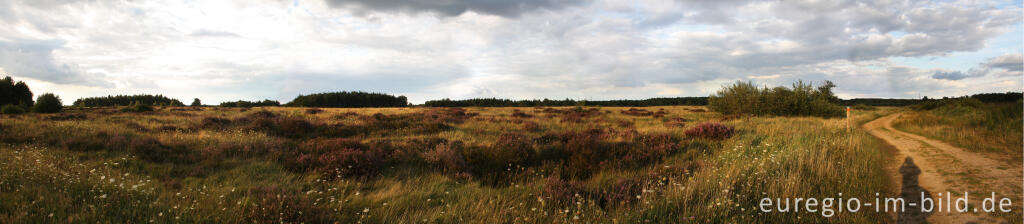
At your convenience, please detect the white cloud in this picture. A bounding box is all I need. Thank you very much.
[0,0,1019,104]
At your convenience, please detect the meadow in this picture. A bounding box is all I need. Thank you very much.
[891,99,1023,164]
[0,105,898,223]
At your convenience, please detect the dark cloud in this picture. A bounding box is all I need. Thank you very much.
[985,54,1023,72]
[323,0,590,18]
[0,39,112,87]
[931,70,970,80]
[929,54,1023,80]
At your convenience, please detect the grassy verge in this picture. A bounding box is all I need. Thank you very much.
[891,101,1022,163]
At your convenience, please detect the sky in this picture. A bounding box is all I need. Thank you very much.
[0,0,1021,105]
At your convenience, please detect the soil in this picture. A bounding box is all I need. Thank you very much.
[865,113,1023,223]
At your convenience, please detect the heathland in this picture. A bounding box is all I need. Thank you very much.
[0,78,1019,223]
[0,105,897,223]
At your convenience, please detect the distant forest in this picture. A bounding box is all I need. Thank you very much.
[62,91,1020,108]
[72,94,184,107]
[285,91,408,108]
[220,99,281,107]
[423,97,708,107]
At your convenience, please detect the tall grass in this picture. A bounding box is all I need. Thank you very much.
[893,99,1023,162]
[0,105,895,222]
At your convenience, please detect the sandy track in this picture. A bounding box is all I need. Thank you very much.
[865,113,1023,223]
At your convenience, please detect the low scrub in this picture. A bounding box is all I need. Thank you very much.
[1,104,26,114]
[684,122,735,140]
[280,138,392,178]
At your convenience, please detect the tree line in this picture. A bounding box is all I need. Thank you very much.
[0,76,33,108]
[220,99,281,107]
[285,91,408,108]
[423,97,708,107]
[0,76,63,114]
[72,94,184,107]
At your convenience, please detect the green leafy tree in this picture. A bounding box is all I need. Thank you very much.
[708,80,843,118]
[13,81,33,106]
[33,93,63,113]
[191,98,202,107]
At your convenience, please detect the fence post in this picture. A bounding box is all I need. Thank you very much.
[846,106,851,130]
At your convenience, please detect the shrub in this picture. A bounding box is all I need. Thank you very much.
[422,141,468,173]
[664,117,688,127]
[621,108,653,116]
[46,113,87,121]
[33,93,63,113]
[198,117,232,129]
[129,137,195,163]
[522,121,542,132]
[243,186,332,223]
[283,138,392,178]
[708,80,843,118]
[597,178,644,209]
[463,133,536,185]
[306,107,324,114]
[120,104,154,112]
[511,109,532,118]
[684,122,735,140]
[1,104,26,114]
[544,176,583,204]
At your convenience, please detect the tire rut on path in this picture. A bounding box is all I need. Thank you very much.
[864,113,1023,224]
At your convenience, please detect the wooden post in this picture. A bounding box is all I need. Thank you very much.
[846,106,851,130]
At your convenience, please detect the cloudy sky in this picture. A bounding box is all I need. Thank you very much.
[0,0,1021,104]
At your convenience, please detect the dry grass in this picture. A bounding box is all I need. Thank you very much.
[0,105,895,223]
[891,102,1023,164]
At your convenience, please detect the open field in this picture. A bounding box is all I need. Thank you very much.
[0,106,898,223]
[891,101,1023,164]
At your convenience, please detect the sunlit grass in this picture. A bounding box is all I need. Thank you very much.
[0,105,897,223]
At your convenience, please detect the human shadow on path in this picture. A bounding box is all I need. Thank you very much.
[898,157,932,224]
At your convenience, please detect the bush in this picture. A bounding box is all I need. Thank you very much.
[422,141,468,173]
[1,104,26,114]
[243,186,332,223]
[121,104,154,112]
[511,109,532,118]
[708,80,843,118]
[282,138,392,178]
[33,93,63,113]
[684,122,735,140]
[620,108,653,116]
[129,137,195,163]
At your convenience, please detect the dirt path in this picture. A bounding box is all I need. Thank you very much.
[865,113,1023,223]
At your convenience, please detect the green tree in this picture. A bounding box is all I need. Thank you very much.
[191,98,202,107]
[13,81,33,106]
[33,93,63,113]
